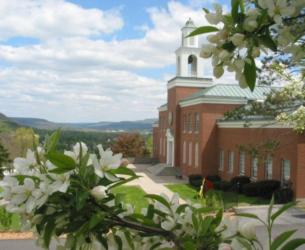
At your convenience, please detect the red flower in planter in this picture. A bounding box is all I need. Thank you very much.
[204,179,214,191]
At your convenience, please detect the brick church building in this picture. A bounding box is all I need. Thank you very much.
[152,19,305,200]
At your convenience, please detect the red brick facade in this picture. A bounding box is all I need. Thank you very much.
[152,85,305,199]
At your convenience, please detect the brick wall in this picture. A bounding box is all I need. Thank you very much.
[217,127,300,196]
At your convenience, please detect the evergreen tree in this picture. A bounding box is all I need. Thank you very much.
[0,142,11,178]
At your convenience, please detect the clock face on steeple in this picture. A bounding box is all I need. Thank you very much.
[168,111,173,126]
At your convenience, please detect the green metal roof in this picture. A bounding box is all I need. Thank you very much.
[159,103,167,108]
[181,84,273,102]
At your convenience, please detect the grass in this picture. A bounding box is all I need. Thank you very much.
[112,185,148,213]
[0,209,21,231]
[166,184,269,209]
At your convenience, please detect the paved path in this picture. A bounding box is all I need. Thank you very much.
[236,206,305,249]
[127,164,187,203]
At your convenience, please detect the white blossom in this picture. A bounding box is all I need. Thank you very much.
[64,142,88,162]
[230,33,245,47]
[91,145,122,181]
[200,44,215,58]
[90,186,108,200]
[239,222,257,240]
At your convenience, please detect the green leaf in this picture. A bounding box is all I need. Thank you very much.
[271,230,297,250]
[183,240,197,250]
[47,151,76,172]
[108,176,138,189]
[271,202,294,223]
[109,167,137,176]
[202,8,209,14]
[237,237,252,250]
[43,220,55,248]
[187,26,219,37]
[244,57,257,91]
[281,238,305,250]
[192,213,199,232]
[235,212,261,221]
[89,212,105,229]
[145,194,171,210]
[231,0,240,22]
[222,41,236,52]
[76,191,89,211]
[259,34,277,52]
[268,195,275,225]
[176,204,189,214]
[45,129,61,153]
[201,216,213,235]
[214,209,223,227]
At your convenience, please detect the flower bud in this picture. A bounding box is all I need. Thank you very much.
[213,65,224,78]
[230,33,245,47]
[243,18,258,32]
[207,34,219,44]
[200,44,214,58]
[90,186,108,200]
[239,222,256,239]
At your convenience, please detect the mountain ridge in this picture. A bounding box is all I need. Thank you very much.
[10,116,157,132]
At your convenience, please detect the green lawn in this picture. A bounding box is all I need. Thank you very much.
[166,184,269,209]
[112,185,148,213]
[0,209,21,231]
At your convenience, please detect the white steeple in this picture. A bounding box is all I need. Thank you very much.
[181,18,198,48]
[175,18,205,78]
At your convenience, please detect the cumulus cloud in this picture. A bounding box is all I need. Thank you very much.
[0,0,123,40]
[0,1,234,122]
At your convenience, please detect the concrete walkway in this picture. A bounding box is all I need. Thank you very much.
[127,164,187,202]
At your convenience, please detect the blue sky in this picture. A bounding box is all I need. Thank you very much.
[0,0,232,122]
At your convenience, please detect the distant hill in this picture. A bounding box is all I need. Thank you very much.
[0,113,19,132]
[10,117,157,132]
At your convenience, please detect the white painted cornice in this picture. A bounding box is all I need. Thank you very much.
[158,105,168,112]
[217,120,292,128]
[167,77,213,90]
[179,96,247,107]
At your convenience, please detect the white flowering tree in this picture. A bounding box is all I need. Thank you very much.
[189,0,304,90]
[0,130,305,250]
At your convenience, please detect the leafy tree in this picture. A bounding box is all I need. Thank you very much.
[0,142,11,178]
[14,127,38,156]
[111,133,147,158]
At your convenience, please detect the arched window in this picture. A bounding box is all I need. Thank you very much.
[188,55,197,77]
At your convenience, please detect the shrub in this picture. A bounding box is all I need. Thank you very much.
[206,175,221,183]
[258,180,281,199]
[242,182,260,197]
[243,180,281,199]
[230,176,251,193]
[275,188,294,204]
[214,181,232,192]
[188,175,203,188]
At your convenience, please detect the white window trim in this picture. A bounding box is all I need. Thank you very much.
[195,143,199,168]
[183,141,186,164]
[265,156,273,180]
[228,151,234,173]
[239,151,246,176]
[251,157,258,180]
[188,142,192,166]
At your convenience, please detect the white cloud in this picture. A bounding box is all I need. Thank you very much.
[0,0,123,40]
[0,1,234,122]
